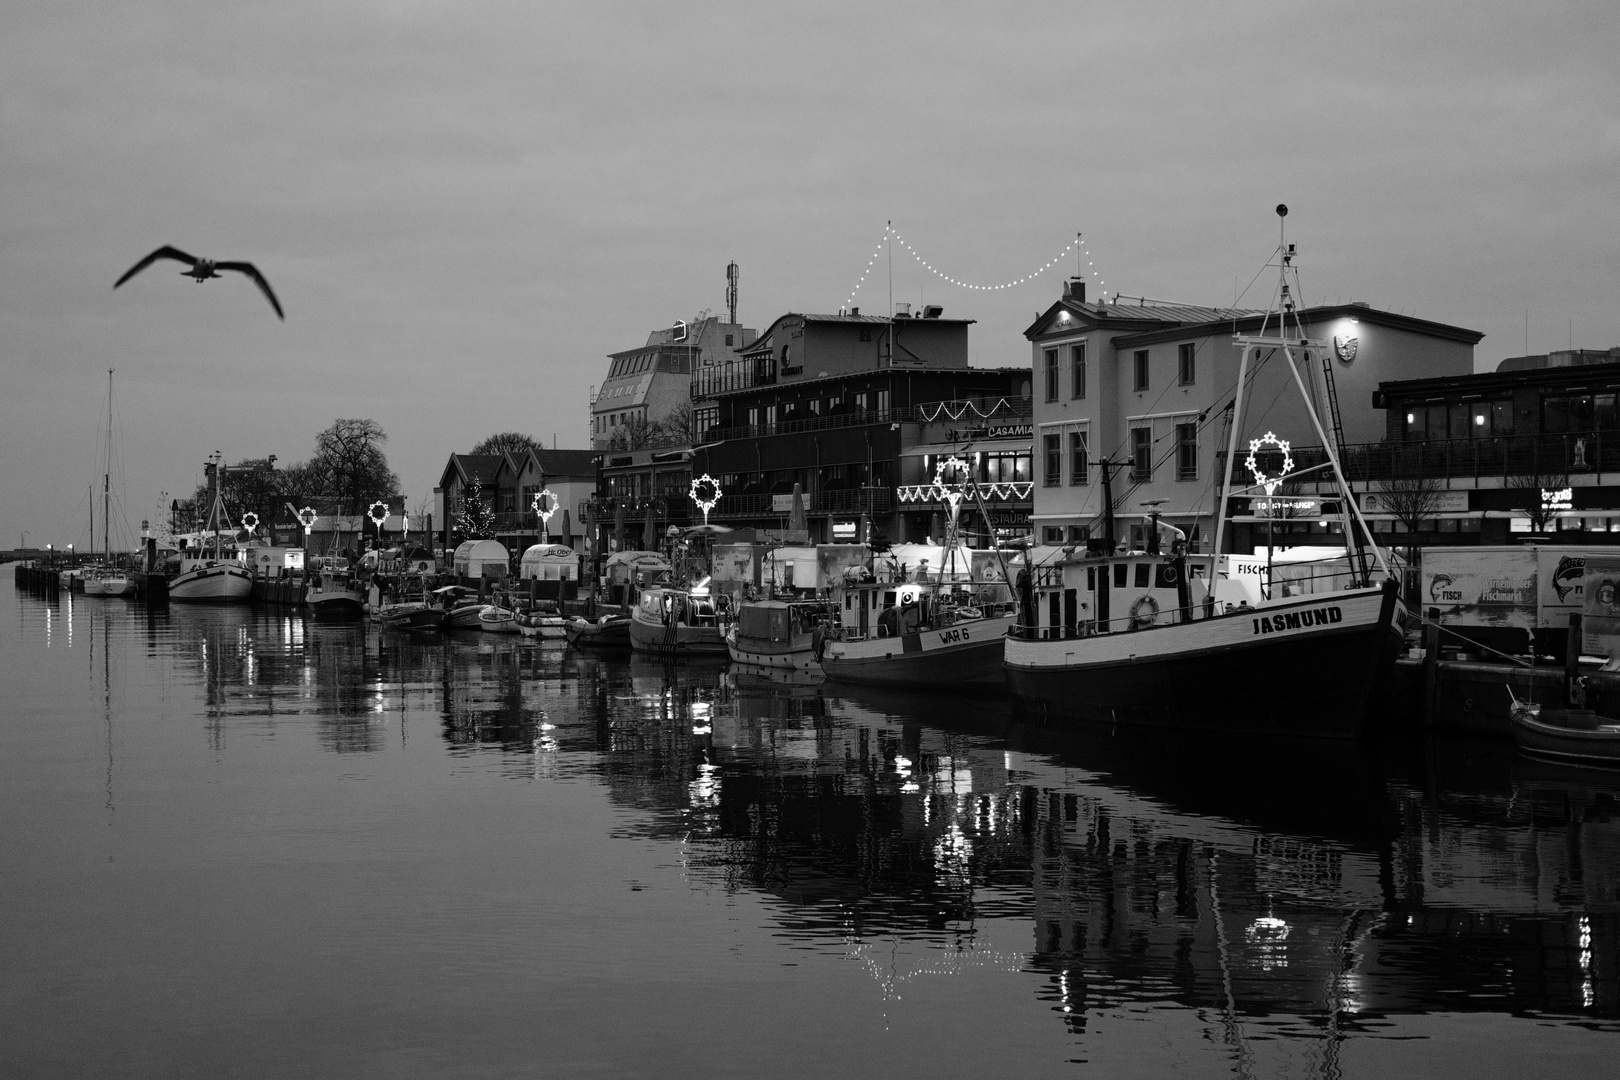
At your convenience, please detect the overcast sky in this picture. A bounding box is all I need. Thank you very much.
[4,0,1616,550]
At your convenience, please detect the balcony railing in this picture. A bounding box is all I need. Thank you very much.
[710,487,893,519]
[704,409,900,443]
[1222,431,1620,487]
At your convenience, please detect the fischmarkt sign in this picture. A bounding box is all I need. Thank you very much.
[1360,490,1470,514]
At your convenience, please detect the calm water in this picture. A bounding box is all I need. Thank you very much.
[3,573,1616,1078]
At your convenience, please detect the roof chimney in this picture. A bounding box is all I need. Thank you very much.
[1064,277,1086,304]
[894,302,911,318]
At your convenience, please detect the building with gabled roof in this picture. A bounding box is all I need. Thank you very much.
[434,449,597,553]
[1024,277,1482,552]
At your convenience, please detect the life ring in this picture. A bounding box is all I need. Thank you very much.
[1129,595,1159,629]
[1161,564,1179,585]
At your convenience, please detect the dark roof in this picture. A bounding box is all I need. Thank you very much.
[439,453,505,490]
[1375,360,1620,402]
[741,311,976,355]
[530,448,598,477]
[1025,298,1260,339]
[1109,303,1484,348]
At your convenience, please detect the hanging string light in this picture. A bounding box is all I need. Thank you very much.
[845,224,1110,307]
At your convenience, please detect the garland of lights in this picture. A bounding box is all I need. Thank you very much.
[1245,432,1294,495]
[846,224,1111,308]
[916,397,1020,423]
[531,489,558,525]
[896,455,1033,504]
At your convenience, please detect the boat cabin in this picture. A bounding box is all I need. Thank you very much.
[637,586,722,629]
[831,578,1014,641]
[734,599,833,643]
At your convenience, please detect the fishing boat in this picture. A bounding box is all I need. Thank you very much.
[1509,697,1620,768]
[725,599,834,671]
[1003,214,1405,738]
[169,460,254,603]
[628,584,727,656]
[434,586,488,630]
[376,599,446,632]
[304,563,366,619]
[819,578,1019,686]
[564,613,632,649]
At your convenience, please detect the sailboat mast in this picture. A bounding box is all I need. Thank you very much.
[104,369,113,559]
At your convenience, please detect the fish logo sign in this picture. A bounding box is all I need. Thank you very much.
[1552,556,1586,602]
[1429,573,1461,603]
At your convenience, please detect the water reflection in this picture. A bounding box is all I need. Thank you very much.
[13,590,1619,1068]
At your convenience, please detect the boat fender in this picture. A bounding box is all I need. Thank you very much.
[1129,595,1159,628]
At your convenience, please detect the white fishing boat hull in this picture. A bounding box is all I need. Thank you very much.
[479,607,520,633]
[1003,583,1403,738]
[168,562,254,603]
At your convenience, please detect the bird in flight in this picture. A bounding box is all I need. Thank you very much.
[114,245,284,319]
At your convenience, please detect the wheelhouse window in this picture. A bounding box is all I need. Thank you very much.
[1044,433,1062,486]
[1131,426,1153,480]
[1044,349,1060,402]
[1178,342,1196,385]
[1133,350,1149,392]
[1071,343,1086,400]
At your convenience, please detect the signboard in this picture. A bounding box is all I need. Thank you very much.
[1420,546,1593,629]
[832,521,857,540]
[1582,555,1620,657]
[1360,491,1470,514]
[771,492,813,513]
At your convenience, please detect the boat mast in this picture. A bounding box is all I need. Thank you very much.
[103,369,113,560]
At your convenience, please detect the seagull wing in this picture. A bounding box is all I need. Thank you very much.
[216,261,285,320]
[114,246,198,289]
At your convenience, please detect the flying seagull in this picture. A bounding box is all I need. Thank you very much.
[114,245,284,319]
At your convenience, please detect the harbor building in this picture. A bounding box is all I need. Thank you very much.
[690,306,1030,543]
[434,448,596,553]
[1364,348,1620,546]
[591,314,756,451]
[1023,277,1482,551]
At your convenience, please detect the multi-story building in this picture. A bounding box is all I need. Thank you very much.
[691,306,1033,543]
[1364,349,1620,546]
[1023,278,1482,551]
[591,315,756,450]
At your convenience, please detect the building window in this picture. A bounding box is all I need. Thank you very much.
[1069,431,1088,485]
[1176,422,1197,480]
[876,389,890,413]
[1178,343,1196,385]
[859,327,873,342]
[747,407,758,428]
[1044,433,1062,486]
[984,451,1030,483]
[765,404,777,427]
[1133,351,1150,392]
[1131,426,1153,480]
[1071,342,1086,399]
[854,392,868,412]
[724,334,734,346]
[1044,349,1059,402]
[1042,526,1065,545]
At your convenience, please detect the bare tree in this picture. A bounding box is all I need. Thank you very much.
[470,431,543,459]
[653,402,697,447]
[1506,469,1571,533]
[1375,473,1446,563]
[607,415,657,451]
[313,419,400,515]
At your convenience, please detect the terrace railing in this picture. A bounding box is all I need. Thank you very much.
[1224,432,1616,487]
[704,409,900,443]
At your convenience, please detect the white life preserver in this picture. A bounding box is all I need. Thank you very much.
[1129,594,1159,629]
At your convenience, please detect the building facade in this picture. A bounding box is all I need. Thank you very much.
[1023,278,1481,552]
[592,315,756,450]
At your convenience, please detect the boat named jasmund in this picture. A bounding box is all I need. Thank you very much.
[1004,212,1405,737]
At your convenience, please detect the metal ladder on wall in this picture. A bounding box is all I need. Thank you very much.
[1314,347,1373,585]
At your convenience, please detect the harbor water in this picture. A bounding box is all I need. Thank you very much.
[2,573,1615,1077]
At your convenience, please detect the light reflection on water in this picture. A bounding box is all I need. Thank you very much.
[2,578,1616,1078]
